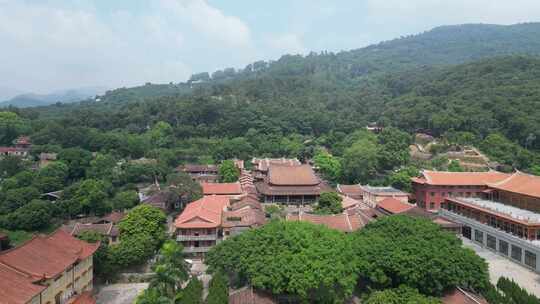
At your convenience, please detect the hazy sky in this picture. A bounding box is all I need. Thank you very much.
[2,0,540,94]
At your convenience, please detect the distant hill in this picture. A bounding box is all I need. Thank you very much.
[185,22,540,84]
[0,86,24,101]
[44,23,540,108]
[20,23,540,152]
[0,86,108,108]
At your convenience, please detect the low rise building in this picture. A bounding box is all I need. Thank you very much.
[251,158,301,179]
[442,195,540,272]
[174,194,265,257]
[255,165,327,205]
[175,195,228,257]
[374,198,462,234]
[411,170,510,211]
[286,209,374,233]
[376,197,416,215]
[39,153,58,168]
[222,195,267,237]
[360,185,409,208]
[336,184,363,200]
[61,222,119,245]
[485,171,540,213]
[201,182,243,196]
[179,164,219,183]
[0,136,32,158]
[0,229,98,304]
[441,287,488,304]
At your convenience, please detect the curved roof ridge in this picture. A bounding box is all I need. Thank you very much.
[488,172,517,186]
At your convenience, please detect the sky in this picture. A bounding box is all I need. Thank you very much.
[1,0,540,95]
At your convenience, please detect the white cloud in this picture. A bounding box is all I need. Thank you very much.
[160,0,252,48]
[267,33,307,55]
[0,0,255,93]
[1,0,540,93]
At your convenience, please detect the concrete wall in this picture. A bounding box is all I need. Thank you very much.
[441,209,540,273]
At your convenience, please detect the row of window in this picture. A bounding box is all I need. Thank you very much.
[430,191,481,198]
[473,230,537,269]
[447,202,537,240]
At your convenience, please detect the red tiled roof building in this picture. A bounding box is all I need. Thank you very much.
[412,170,510,211]
[255,164,328,205]
[0,230,98,304]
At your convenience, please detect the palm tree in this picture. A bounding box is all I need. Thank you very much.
[150,240,190,298]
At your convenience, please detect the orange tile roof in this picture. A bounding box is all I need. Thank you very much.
[377,198,415,214]
[413,170,511,186]
[175,195,230,229]
[441,287,488,304]
[336,184,363,199]
[0,229,99,281]
[487,171,540,198]
[0,230,98,304]
[340,195,361,209]
[201,182,243,195]
[0,263,46,304]
[229,286,276,304]
[286,211,365,233]
[68,291,96,304]
[99,211,125,224]
[268,164,319,186]
[222,206,267,228]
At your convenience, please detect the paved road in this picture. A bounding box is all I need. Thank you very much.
[462,238,540,297]
[96,283,149,304]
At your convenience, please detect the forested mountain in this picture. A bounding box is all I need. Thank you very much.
[4,23,540,178]
[0,86,108,108]
[27,22,540,112]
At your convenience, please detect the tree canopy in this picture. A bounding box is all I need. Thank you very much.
[313,192,343,215]
[352,216,490,296]
[218,160,240,183]
[206,221,358,303]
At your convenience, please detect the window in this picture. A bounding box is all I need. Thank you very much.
[499,240,509,256]
[537,230,540,240]
[486,234,496,250]
[511,245,522,262]
[441,192,446,197]
[430,192,436,197]
[430,202,435,209]
[474,230,484,244]
[441,202,446,209]
[525,251,537,269]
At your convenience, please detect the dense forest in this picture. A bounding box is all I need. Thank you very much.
[1,21,540,303]
[2,24,540,227]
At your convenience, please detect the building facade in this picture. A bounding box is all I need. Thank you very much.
[174,194,265,257]
[360,185,409,208]
[0,230,98,304]
[255,164,327,205]
[442,196,540,272]
[179,164,219,183]
[411,170,510,211]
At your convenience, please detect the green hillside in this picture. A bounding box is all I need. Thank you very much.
[6,23,540,173]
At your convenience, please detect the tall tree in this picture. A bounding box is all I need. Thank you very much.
[342,139,379,183]
[206,272,229,304]
[314,192,343,215]
[218,160,240,183]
